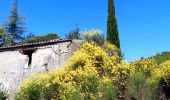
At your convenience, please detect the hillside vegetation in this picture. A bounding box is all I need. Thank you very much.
[149,52,170,64]
[15,42,170,100]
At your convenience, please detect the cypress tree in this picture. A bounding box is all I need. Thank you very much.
[5,0,25,44]
[107,0,120,49]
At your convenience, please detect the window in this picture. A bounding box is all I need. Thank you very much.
[21,49,36,66]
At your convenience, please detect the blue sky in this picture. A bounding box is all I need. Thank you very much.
[0,0,170,61]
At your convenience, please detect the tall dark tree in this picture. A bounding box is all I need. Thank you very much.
[107,0,120,49]
[5,0,25,44]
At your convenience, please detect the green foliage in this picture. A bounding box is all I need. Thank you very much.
[22,33,60,43]
[83,29,105,45]
[128,59,162,100]
[3,37,14,47]
[0,90,8,100]
[5,0,25,44]
[128,72,147,99]
[149,51,170,64]
[101,83,116,100]
[0,26,14,47]
[0,26,6,46]
[37,33,60,41]
[107,0,120,49]
[25,32,35,39]
[66,27,81,39]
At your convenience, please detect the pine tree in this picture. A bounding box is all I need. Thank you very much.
[0,26,14,46]
[5,0,25,44]
[107,0,120,49]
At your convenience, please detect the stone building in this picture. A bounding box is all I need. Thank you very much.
[0,39,80,99]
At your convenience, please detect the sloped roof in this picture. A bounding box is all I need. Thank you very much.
[0,39,72,52]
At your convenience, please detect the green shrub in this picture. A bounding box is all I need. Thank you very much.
[128,72,147,100]
[149,51,170,64]
[83,29,104,45]
[102,84,116,100]
[0,90,8,100]
[65,28,82,39]
[128,59,160,100]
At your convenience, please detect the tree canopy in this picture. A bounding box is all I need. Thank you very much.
[66,27,81,39]
[149,51,170,64]
[22,33,60,43]
[5,0,25,44]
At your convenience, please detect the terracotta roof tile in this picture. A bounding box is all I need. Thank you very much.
[0,39,72,52]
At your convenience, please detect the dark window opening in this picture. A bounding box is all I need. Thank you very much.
[22,49,36,66]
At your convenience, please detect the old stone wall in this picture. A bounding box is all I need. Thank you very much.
[0,40,81,99]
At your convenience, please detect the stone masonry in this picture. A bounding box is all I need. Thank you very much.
[0,39,81,99]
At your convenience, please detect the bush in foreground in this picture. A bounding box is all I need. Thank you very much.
[16,42,120,100]
[16,42,170,100]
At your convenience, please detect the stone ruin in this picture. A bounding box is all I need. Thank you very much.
[0,39,80,99]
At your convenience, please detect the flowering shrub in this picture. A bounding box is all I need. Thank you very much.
[129,59,167,100]
[16,42,170,100]
[83,29,104,45]
[157,61,170,99]
[16,69,76,100]
[99,77,116,100]
[113,61,131,99]
[16,42,120,100]
[131,59,158,77]
[159,60,170,84]
[102,42,119,56]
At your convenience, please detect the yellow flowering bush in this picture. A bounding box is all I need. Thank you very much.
[131,59,158,77]
[66,51,92,70]
[129,59,161,100]
[159,60,170,84]
[98,77,116,100]
[102,42,120,57]
[16,69,75,100]
[16,42,170,100]
[159,62,170,99]
[146,60,170,88]
[112,61,131,99]
[103,41,121,66]
[68,42,120,77]
[148,60,170,99]
[16,42,121,100]
[65,42,120,99]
